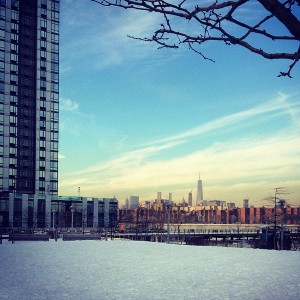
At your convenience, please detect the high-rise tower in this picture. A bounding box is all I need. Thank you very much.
[188,191,192,206]
[0,0,59,228]
[196,174,203,206]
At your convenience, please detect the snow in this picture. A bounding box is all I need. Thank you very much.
[0,239,299,300]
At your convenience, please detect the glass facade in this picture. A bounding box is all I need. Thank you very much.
[51,197,119,230]
[0,0,59,196]
[0,0,59,228]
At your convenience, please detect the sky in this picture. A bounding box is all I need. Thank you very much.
[58,0,300,207]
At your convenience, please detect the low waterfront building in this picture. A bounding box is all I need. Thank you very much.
[0,194,118,231]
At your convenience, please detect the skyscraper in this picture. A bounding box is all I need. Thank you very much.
[188,191,192,206]
[129,195,139,209]
[0,0,59,228]
[196,174,203,206]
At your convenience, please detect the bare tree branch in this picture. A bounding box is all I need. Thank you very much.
[92,0,300,76]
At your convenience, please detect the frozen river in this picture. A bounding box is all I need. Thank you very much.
[0,239,299,300]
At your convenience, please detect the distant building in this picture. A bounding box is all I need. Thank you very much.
[129,196,139,209]
[188,191,192,206]
[226,202,236,209]
[243,199,249,208]
[196,175,203,205]
[125,198,129,209]
[52,197,118,229]
[157,192,162,204]
[206,200,226,207]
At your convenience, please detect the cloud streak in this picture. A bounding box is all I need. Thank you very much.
[60,2,169,70]
[147,93,299,146]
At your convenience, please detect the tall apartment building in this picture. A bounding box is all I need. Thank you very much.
[0,0,59,228]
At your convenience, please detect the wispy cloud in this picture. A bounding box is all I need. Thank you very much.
[59,94,300,204]
[58,153,65,160]
[60,2,169,70]
[147,93,299,145]
[60,98,79,112]
[59,97,96,138]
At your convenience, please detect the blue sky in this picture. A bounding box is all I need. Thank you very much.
[58,0,300,206]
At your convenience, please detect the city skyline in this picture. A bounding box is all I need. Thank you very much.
[59,1,300,206]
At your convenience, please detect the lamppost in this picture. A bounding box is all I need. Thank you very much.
[52,210,55,231]
[166,203,171,244]
[70,205,75,231]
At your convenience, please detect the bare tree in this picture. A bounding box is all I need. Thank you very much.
[92,0,300,77]
[264,187,290,249]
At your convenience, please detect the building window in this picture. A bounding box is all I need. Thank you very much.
[40,39,47,49]
[10,63,17,73]
[39,150,46,159]
[50,151,58,160]
[51,82,58,92]
[10,43,18,53]
[51,62,58,72]
[9,126,17,136]
[51,33,58,43]
[39,139,46,148]
[51,112,58,121]
[41,30,47,39]
[51,121,58,131]
[40,120,46,128]
[11,22,18,32]
[40,79,46,89]
[40,90,46,99]
[40,59,47,69]
[9,168,17,177]
[40,18,47,29]
[40,130,46,138]
[40,160,45,169]
[51,92,59,101]
[10,95,17,104]
[51,42,58,52]
[11,10,18,21]
[51,52,58,62]
[51,141,58,150]
[0,7,5,19]
[51,21,59,33]
[51,102,59,112]
[41,50,47,59]
[11,32,19,43]
[10,74,17,84]
[52,11,59,21]
[50,171,57,180]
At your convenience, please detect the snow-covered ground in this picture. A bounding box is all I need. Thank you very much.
[0,239,299,300]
